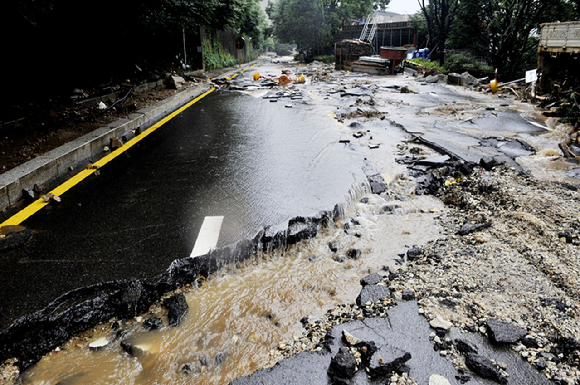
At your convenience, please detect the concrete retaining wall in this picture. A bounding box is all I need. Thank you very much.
[0,84,213,211]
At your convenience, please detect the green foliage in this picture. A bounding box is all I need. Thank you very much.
[417,0,460,65]
[562,92,580,124]
[423,0,580,80]
[407,58,446,73]
[313,55,335,64]
[445,51,494,78]
[273,42,295,56]
[267,0,390,55]
[202,38,237,71]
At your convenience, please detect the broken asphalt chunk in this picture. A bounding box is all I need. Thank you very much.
[464,352,507,384]
[457,221,492,236]
[0,230,33,256]
[486,318,527,344]
[163,293,188,327]
[356,285,390,306]
[368,345,411,379]
[328,347,358,385]
[367,174,386,194]
[360,272,382,287]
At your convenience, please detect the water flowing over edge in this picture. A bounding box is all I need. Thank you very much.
[0,176,377,370]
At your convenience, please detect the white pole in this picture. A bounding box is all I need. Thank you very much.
[183,28,187,67]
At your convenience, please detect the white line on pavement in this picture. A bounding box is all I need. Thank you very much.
[190,216,224,258]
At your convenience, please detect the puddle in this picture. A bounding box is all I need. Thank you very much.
[21,181,444,385]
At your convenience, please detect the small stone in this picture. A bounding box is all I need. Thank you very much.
[143,317,163,331]
[402,289,415,300]
[347,249,361,259]
[342,330,361,346]
[215,351,229,366]
[88,337,110,351]
[360,273,382,287]
[407,246,424,261]
[429,374,451,385]
[181,361,199,374]
[430,317,453,331]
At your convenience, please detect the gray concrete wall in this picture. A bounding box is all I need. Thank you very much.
[0,84,213,211]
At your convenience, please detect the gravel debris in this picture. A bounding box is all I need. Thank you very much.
[265,161,580,384]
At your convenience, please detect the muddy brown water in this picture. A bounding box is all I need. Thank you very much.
[20,182,444,385]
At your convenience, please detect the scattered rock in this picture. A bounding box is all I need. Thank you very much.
[168,75,186,89]
[215,351,230,366]
[41,193,61,204]
[347,249,361,260]
[181,361,200,374]
[429,374,452,385]
[120,341,150,357]
[479,156,500,171]
[143,317,163,331]
[402,289,415,300]
[88,336,110,351]
[110,137,123,149]
[360,273,382,287]
[486,319,527,344]
[342,330,361,346]
[328,347,358,384]
[464,352,507,384]
[356,285,391,306]
[429,317,453,331]
[163,293,189,327]
[457,221,492,236]
[407,246,424,261]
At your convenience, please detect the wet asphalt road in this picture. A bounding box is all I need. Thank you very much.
[0,66,367,330]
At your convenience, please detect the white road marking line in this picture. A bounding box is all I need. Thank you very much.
[191,216,224,257]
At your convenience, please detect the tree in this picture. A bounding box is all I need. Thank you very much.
[451,0,580,80]
[267,0,390,56]
[417,0,460,65]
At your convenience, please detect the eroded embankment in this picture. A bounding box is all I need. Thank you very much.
[249,155,580,385]
[0,171,386,373]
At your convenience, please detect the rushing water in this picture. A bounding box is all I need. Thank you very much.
[21,178,444,385]
[17,66,579,385]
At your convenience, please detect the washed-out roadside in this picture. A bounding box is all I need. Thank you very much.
[2,61,580,385]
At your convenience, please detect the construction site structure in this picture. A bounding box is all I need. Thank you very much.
[538,21,580,93]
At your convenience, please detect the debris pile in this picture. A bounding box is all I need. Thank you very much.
[335,40,372,71]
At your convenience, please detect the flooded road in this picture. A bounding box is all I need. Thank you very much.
[21,183,445,384]
[7,60,580,385]
[0,72,366,328]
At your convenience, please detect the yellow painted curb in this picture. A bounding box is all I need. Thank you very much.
[1,87,216,228]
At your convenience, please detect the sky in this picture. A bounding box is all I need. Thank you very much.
[387,0,421,15]
[260,0,422,16]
